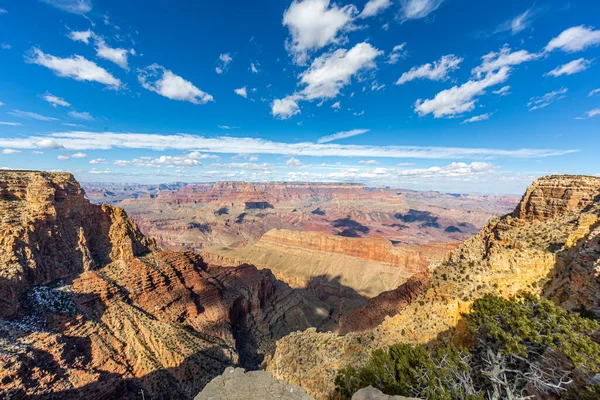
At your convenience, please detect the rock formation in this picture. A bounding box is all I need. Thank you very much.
[203,229,456,298]
[194,368,419,400]
[266,175,600,399]
[0,171,329,399]
[82,181,518,252]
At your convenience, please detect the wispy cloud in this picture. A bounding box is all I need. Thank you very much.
[317,129,368,143]
[8,110,59,121]
[399,0,445,22]
[545,58,591,77]
[396,54,462,85]
[26,48,122,89]
[462,113,492,124]
[41,0,91,15]
[42,93,71,108]
[68,111,95,121]
[528,88,567,111]
[0,131,578,160]
[0,122,22,126]
[359,0,392,18]
[494,7,537,35]
[545,25,600,53]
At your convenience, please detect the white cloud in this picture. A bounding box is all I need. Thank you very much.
[218,125,239,130]
[331,101,341,110]
[271,96,301,119]
[462,113,492,124]
[528,88,567,111]
[396,54,462,85]
[354,110,365,116]
[57,155,70,160]
[545,25,600,53]
[68,111,95,121]
[386,43,408,64]
[2,43,12,50]
[32,151,45,155]
[415,67,510,118]
[138,64,214,104]
[63,123,85,127]
[585,108,600,118]
[494,7,536,35]
[250,63,259,73]
[359,159,378,165]
[283,0,358,64]
[300,42,381,99]
[89,158,107,164]
[0,101,4,106]
[371,82,385,91]
[399,0,445,22]
[0,131,576,160]
[492,85,511,96]
[234,87,248,98]
[589,88,600,97]
[71,152,87,158]
[89,168,111,174]
[2,149,21,155]
[472,45,540,78]
[545,58,591,77]
[317,128,368,143]
[95,38,132,70]
[286,157,304,168]
[396,162,498,178]
[210,162,272,171]
[359,0,392,18]
[0,122,22,126]
[41,0,91,14]
[26,48,122,89]
[35,138,64,149]
[43,93,71,107]
[9,110,58,121]
[216,53,233,74]
[67,30,93,44]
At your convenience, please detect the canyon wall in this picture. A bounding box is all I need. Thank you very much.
[267,175,600,399]
[0,171,330,399]
[203,229,457,298]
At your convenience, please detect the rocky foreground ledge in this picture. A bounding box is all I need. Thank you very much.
[195,367,419,400]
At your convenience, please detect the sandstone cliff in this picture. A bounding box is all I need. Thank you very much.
[267,175,600,399]
[203,229,456,298]
[0,171,330,399]
[0,171,156,318]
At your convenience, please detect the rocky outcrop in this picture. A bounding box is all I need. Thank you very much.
[194,367,313,400]
[193,369,420,400]
[513,175,600,220]
[267,175,600,399]
[0,171,156,318]
[338,272,429,334]
[0,171,331,399]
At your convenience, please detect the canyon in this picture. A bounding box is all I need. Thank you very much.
[82,181,519,252]
[266,175,600,399]
[3,171,597,399]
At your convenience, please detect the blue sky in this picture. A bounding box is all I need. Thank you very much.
[0,0,599,194]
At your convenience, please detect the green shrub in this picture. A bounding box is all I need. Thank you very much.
[335,343,482,400]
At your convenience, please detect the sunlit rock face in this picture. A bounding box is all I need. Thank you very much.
[267,175,600,399]
[0,171,329,399]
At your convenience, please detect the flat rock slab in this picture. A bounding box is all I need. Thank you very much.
[194,367,314,400]
[352,386,421,400]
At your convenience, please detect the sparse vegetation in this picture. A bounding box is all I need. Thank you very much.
[335,293,600,399]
